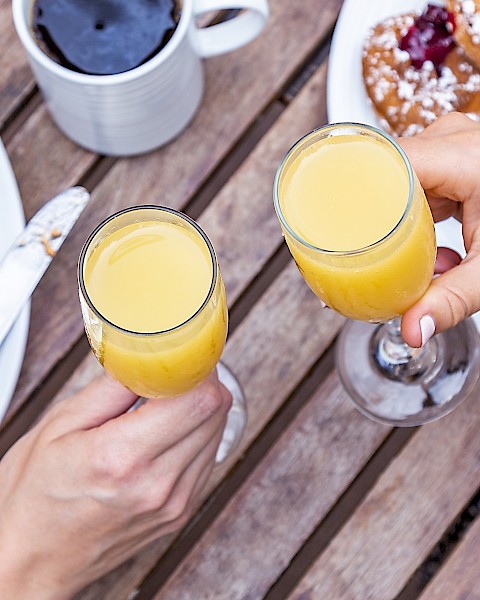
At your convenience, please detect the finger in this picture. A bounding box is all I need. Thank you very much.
[109,430,222,563]
[154,418,223,520]
[399,113,480,208]
[50,374,139,430]
[108,418,225,557]
[434,246,462,274]
[148,384,229,469]
[103,374,231,459]
[401,253,480,347]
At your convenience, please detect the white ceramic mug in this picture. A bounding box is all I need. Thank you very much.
[13,0,269,156]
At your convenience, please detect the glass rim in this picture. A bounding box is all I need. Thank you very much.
[78,205,218,337]
[273,122,415,256]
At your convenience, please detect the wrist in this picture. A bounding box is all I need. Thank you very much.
[0,542,75,600]
[0,572,74,600]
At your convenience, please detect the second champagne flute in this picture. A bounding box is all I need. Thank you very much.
[274,122,480,426]
[78,205,246,462]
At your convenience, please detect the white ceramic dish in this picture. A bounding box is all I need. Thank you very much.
[327,0,480,327]
[327,0,426,127]
[0,139,30,423]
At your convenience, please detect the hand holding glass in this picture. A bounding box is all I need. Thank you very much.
[274,123,479,425]
[78,206,246,460]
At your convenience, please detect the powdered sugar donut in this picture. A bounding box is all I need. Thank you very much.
[362,7,480,136]
[448,0,480,68]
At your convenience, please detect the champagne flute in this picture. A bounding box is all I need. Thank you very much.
[78,205,246,461]
[274,122,480,426]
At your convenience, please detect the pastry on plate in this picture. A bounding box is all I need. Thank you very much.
[448,0,480,68]
[362,4,480,136]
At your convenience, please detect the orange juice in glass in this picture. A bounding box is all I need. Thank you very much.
[78,206,246,460]
[274,123,479,426]
[278,128,436,322]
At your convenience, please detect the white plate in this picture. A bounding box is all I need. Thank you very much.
[0,139,30,423]
[327,0,480,328]
[327,0,426,128]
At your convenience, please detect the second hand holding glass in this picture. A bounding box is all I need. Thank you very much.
[274,123,479,426]
[78,206,246,462]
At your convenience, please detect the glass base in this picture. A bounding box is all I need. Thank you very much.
[215,361,247,463]
[336,318,480,426]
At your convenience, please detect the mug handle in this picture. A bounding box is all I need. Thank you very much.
[191,0,269,58]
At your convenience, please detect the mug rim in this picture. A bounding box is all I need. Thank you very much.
[12,0,193,84]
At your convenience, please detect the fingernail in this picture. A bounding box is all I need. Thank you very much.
[320,300,326,308]
[420,315,436,347]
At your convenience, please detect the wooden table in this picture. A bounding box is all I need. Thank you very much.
[2,1,480,598]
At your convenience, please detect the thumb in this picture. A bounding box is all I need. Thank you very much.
[401,253,480,347]
[60,373,139,429]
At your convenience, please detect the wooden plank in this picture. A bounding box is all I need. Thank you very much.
[33,58,337,595]
[1,109,97,427]
[6,23,336,424]
[90,0,342,213]
[0,0,35,125]
[72,262,345,600]
[419,516,480,600]
[5,104,96,219]
[155,371,389,600]
[288,381,480,600]
[198,68,330,304]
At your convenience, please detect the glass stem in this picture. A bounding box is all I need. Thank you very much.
[371,317,437,383]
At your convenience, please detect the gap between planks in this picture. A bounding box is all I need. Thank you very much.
[395,486,480,600]
[0,23,342,598]
[130,343,338,600]
[0,100,278,448]
[281,25,335,104]
[1,26,334,449]
[262,427,418,600]
[184,30,334,220]
[0,85,40,143]
[0,9,227,143]
[24,14,480,600]
[3,15,457,600]
[0,236,289,462]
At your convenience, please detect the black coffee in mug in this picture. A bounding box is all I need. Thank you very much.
[31,0,181,75]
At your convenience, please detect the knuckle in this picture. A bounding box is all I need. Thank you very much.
[161,489,192,523]
[151,475,177,509]
[92,440,139,484]
[135,475,180,515]
[195,380,224,418]
[445,287,469,326]
[135,486,170,514]
[108,457,136,483]
[170,508,191,530]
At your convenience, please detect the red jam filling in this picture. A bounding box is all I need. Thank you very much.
[399,4,456,73]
